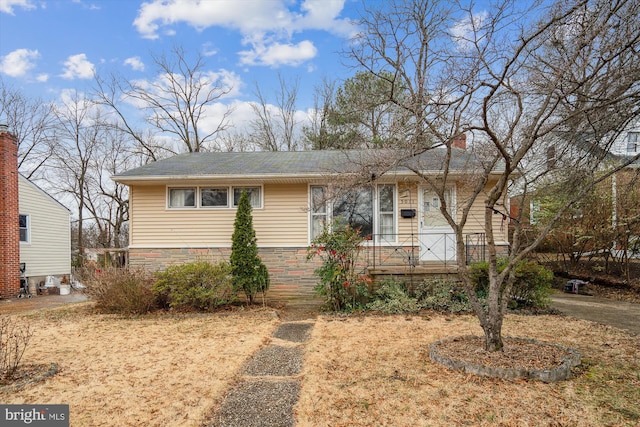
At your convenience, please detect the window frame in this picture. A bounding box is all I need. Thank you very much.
[166,185,263,210]
[310,186,327,240]
[377,184,396,241]
[200,187,229,208]
[232,186,262,209]
[627,131,639,153]
[309,184,397,244]
[19,214,29,243]
[168,187,197,209]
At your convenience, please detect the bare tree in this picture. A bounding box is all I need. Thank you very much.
[51,91,106,264]
[248,73,302,151]
[94,46,235,157]
[84,125,136,249]
[303,77,338,150]
[349,0,640,351]
[0,78,55,179]
[93,73,169,162]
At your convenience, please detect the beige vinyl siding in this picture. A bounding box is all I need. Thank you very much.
[129,179,509,249]
[18,175,71,277]
[457,181,510,243]
[129,183,309,247]
[396,183,418,237]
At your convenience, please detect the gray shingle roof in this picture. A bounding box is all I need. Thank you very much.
[112,148,490,182]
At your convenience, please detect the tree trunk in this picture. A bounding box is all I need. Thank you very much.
[482,314,504,352]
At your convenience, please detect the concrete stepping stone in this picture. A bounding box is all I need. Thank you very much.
[272,322,313,343]
[210,379,299,427]
[243,345,303,377]
[208,321,315,426]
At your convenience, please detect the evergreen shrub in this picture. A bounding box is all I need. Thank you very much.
[153,261,235,311]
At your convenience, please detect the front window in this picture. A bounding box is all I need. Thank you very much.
[169,188,196,208]
[378,185,395,239]
[19,214,29,243]
[201,188,228,207]
[333,187,374,238]
[530,200,540,224]
[627,132,639,153]
[309,185,397,241]
[233,187,261,208]
[311,186,327,239]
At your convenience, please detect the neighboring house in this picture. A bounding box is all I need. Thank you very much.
[0,126,71,298]
[18,174,72,290]
[510,122,640,253]
[610,118,640,158]
[112,143,509,297]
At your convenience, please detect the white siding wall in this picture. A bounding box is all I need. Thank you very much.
[19,175,71,277]
[610,118,640,156]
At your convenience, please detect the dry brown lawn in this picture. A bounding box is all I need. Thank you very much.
[0,303,278,427]
[2,303,639,426]
[297,314,640,427]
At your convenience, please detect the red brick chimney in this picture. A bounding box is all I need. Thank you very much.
[0,124,20,299]
[452,134,467,150]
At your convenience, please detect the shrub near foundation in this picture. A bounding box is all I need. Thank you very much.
[366,279,419,314]
[307,221,369,311]
[82,267,158,314]
[153,261,236,311]
[415,278,474,313]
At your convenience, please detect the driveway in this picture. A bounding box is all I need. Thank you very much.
[550,291,640,335]
[0,293,89,315]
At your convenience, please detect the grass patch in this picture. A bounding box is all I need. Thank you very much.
[1,304,278,427]
[297,313,640,426]
[1,303,638,426]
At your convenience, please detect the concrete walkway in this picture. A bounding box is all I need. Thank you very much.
[209,320,315,426]
[550,291,640,335]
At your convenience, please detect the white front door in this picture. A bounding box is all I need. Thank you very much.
[419,187,456,262]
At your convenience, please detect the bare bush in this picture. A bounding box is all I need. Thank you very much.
[80,267,157,314]
[0,316,33,380]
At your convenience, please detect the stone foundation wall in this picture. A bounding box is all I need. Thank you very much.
[129,242,509,301]
[129,247,322,292]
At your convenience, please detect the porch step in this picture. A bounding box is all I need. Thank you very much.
[368,264,459,276]
[265,283,319,305]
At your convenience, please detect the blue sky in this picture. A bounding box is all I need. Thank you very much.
[0,0,361,133]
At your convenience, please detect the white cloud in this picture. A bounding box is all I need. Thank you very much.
[0,48,39,77]
[450,11,488,52]
[124,56,145,71]
[0,0,35,14]
[202,42,218,57]
[239,40,317,67]
[36,73,48,82]
[126,68,244,110]
[133,0,355,67]
[60,53,95,79]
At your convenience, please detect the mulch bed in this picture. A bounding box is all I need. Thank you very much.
[435,336,573,370]
[430,335,581,382]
